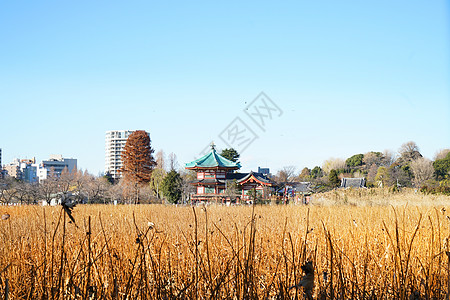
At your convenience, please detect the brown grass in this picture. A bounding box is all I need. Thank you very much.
[1,191,450,299]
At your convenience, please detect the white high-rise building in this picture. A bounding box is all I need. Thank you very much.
[105,130,134,179]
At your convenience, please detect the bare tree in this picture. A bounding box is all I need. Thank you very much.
[15,182,32,204]
[322,158,346,175]
[167,152,178,171]
[275,166,297,183]
[363,152,383,167]
[116,179,136,204]
[224,179,240,201]
[434,149,450,161]
[27,183,40,204]
[155,150,166,170]
[400,141,420,155]
[137,184,156,204]
[367,164,378,184]
[58,166,74,194]
[410,157,434,187]
[71,169,87,198]
[0,177,18,204]
[381,150,397,167]
[82,174,109,203]
[180,169,196,203]
[39,175,58,205]
[0,179,40,205]
[107,182,125,204]
[14,183,26,204]
[398,141,422,163]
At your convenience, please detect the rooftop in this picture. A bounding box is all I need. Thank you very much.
[185,144,241,169]
[341,178,366,189]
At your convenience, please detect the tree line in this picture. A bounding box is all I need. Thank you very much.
[0,131,241,205]
[273,141,450,194]
[1,135,449,205]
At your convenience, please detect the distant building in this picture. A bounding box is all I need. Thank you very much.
[20,158,38,183]
[3,156,76,183]
[258,167,271,176]
[40,155,77,180]
[4,159,22,180]
[37,165,48,182]
[0,148,5,179]
[185,144,275,202]
[3,158,38,183]
[22,165,38,183]
[341,177,366,189]
[105,130,135,179]
[277,182,313,204]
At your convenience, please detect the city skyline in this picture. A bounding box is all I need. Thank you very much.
[1,1,449,175]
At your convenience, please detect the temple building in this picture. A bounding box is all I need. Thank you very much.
[185,144,275,202]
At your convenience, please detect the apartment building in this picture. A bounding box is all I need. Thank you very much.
[4,159,22,180]
[105,130,134,179]
[4,158,39,183]
[36,155,77,182]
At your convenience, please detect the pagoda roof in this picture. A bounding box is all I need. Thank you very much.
[185,147,241,169]
[236,171,274,186]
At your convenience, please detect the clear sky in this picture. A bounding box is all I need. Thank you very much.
[1,1,449,175]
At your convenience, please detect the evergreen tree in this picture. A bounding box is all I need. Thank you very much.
[433,152,450,180]
[220,148,240,163]
[298,167,311,180]
[161,170,182,204]
[328,169,340,188]
[103,172,114,184]
[346,154,364,167]
[311,166,323,179]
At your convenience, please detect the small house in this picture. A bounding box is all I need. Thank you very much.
[341,178,366,189]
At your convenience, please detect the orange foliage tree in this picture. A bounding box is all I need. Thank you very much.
[120,130,156,203]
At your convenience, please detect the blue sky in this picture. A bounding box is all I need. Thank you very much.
[1,1,449,175]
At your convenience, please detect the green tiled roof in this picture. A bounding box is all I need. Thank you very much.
[186,148,241,169]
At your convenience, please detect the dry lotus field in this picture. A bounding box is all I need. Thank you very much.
[2,199,450,299]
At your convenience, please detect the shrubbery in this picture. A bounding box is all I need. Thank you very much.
[420,179,450,196]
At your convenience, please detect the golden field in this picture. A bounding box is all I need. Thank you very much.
[1,189,450,299]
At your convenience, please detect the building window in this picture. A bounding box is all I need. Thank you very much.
[205,187,215,194]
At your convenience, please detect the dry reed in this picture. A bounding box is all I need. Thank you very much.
[1,192,450,299]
